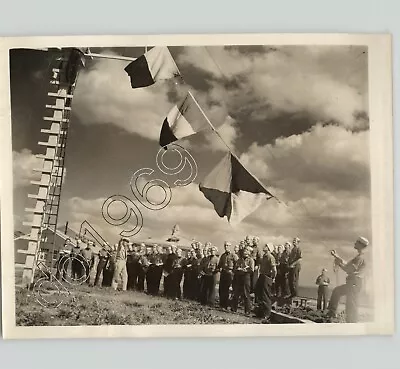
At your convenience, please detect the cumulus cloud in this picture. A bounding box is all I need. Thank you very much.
[73,52,176,141]
[240,123,370,200]
[12,149,41,188]
[177,45,369,130]
[235,122,372,273]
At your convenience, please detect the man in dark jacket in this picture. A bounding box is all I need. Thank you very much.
[255,244,277,321]
[218,242,237,310]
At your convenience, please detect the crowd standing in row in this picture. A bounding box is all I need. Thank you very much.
[56,235,303,321]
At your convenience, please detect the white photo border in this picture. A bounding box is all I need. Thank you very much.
[0,33,393,339]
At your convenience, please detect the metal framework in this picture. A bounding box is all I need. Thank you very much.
[18,48,138,288]
[19,51,80,287]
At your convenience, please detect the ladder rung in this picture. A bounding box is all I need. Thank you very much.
[17,249,36,255]
[40,128,66,135]
[23,222,41,228]
[52,68,61,73]
[30,180,50,186]
[25,207,44,214]
[33,168,52,174]
[28,194,47,200]
[45,104,71,111]
[36,154,62,161]
[38,141,59,148]
[43,116,69,123]
[21,235,39,242]
[48,92,73,99]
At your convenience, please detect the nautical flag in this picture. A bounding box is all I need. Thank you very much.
[199,152,274,225]
[159,92,211,147]
[124,47,181,89]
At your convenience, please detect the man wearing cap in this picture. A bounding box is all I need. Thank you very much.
[288,237,302,298]
[183,249,198,300]
[163,246,177,298]
[232,246,255,316]
[55,238,73,281]
[94,243,110,287]
[200,245,219,306]
[255,244,277,321]
[327,236,369,322]
[102,243,117,287]
[279,242,291,298]
[315,268,330,310]
[149,245,164,295]
[273,245,284,297]
[127,245,141,290]
[111,237,129,291]
[145,246,156,294]
[171,248,185,299]
[71,239,83,281]
[80,240,94,283]
[218,241,238,310]
[88,241,100,287]
[250,236,262,297]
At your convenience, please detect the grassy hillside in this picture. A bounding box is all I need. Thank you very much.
[15,285,262,326]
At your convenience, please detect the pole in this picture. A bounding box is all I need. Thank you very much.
[83,53,137,62]
[187,90,276,201]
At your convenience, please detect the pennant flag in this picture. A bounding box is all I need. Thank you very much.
[199,152,274,225]
[124,47,181,89]
[159,93,211,147]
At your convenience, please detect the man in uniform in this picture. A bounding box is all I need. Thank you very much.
[149,245,164,295]
[145,246,156,294]
[218,241,237,310]
[172,248,185,299]
[55,238,73,281]
[288,237,302,298]
[137,244,148,292]
[163,246,177,298]
[251,236,262,296]
[315,268,330,310]
[200,245,219,306]
[183,249,198,300]
[88,241,100,286]
[273,245,283,297]
[94,243,111,287]
[111,237,129,291]
[231,246,255,316]
[71,238,83,281]
[279,242,291,298]
[194,248,204,301]
[327,236,369,322]
[255,244,277,321]
[80,240,94,283]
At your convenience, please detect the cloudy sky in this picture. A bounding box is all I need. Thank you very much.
[10,45,371,286]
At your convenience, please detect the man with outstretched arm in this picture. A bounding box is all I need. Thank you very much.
[327,236,369,323]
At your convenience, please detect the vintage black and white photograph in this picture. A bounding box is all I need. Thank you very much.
[0,34,393,338]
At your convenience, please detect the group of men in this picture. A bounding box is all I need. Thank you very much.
[55,233,368,323]
[55,234,303,321]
